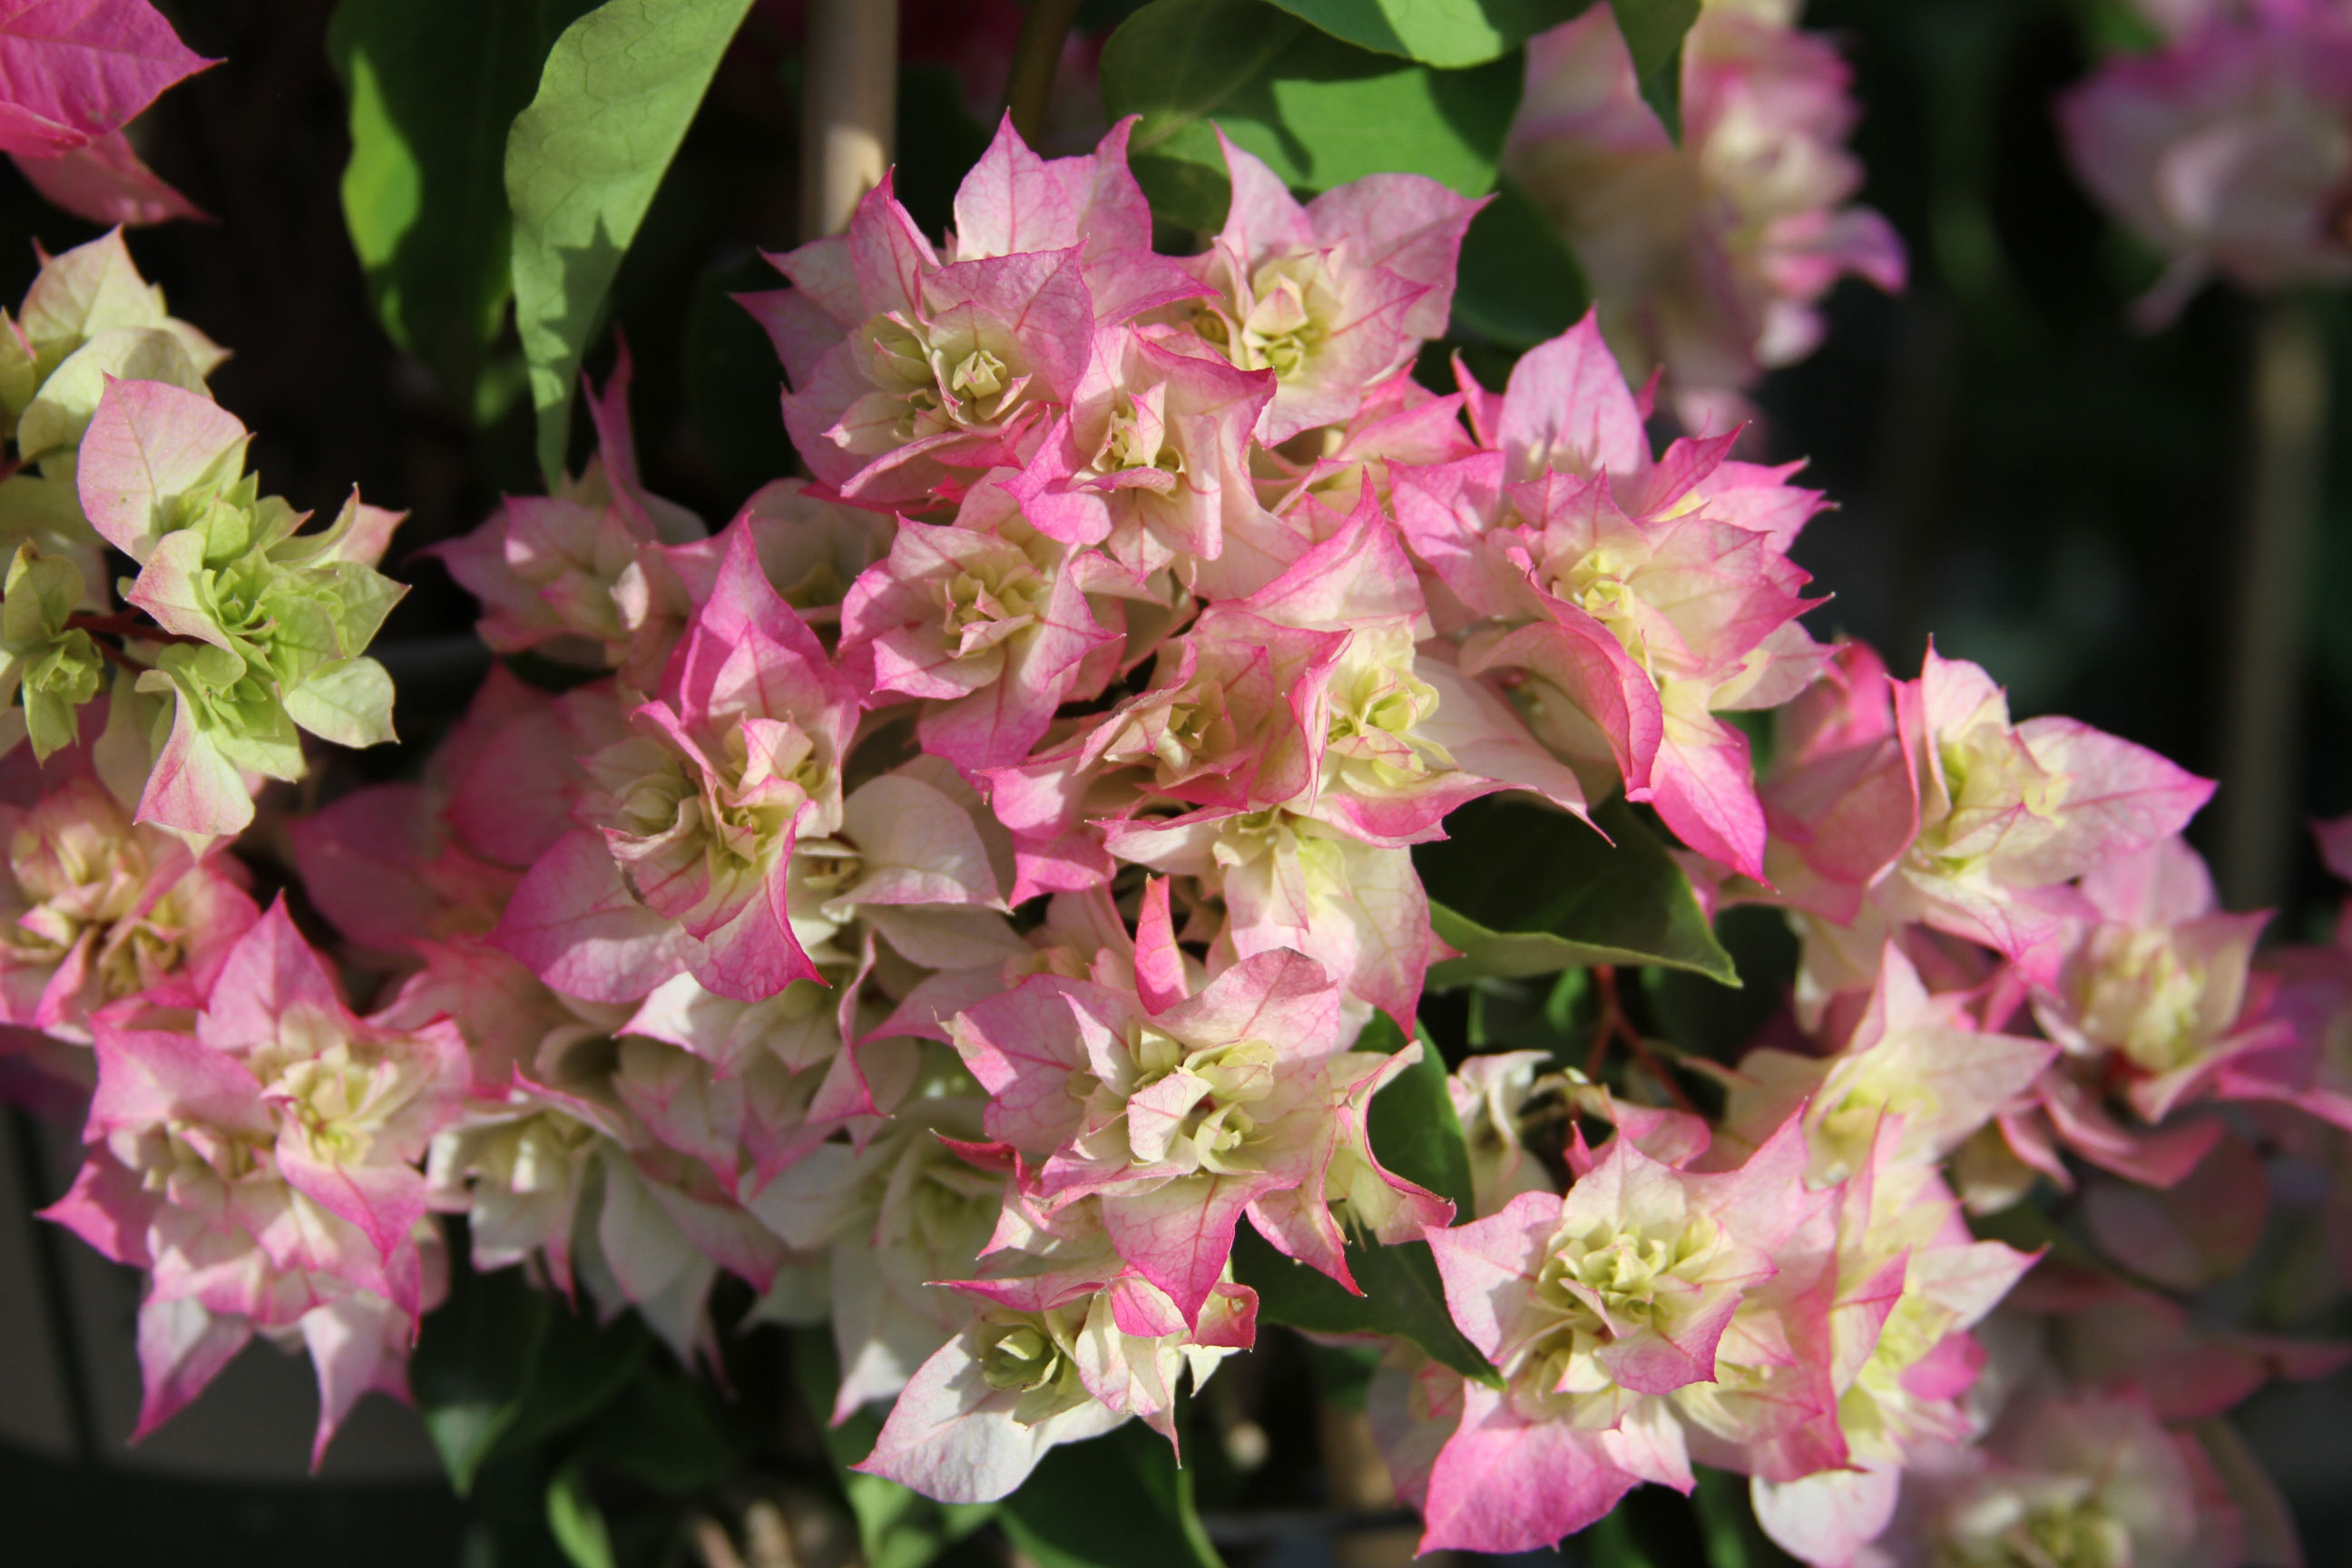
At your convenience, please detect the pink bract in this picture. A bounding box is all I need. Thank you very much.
[42,898,466,1461]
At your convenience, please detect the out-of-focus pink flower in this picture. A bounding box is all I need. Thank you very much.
[2004,1259,2349,1426]
[14,130,207,226]
[0,762,256,1040]
[0,0,214,228]
[2060,2,2352,324]
[0,0,211,156]
[1505,0,1904,423]
[42,898,467,1462]
[1848,1388,2278,1568]
[428,348,704,671]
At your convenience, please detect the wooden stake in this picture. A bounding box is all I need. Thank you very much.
[799,0,898,241]
[2219,297,2327,913]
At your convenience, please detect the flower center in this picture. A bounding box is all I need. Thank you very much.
[1937,1494,2130,1568]
[1240,256,1337,381]
[2078,926,2210,1073]
[1324,632,1452,789]
[1102,397,1183,476]
[262,1009,421,1164]
[941,558,1044,642]
[975,1309,1092,1426]
[1129,1026,1277,1168]
[1511,1212,1723,1414]
[1550,547,1656,676]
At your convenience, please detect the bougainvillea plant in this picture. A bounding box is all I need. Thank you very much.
[7,1,2349,1565]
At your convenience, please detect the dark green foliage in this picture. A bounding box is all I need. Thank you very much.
[1418,797,1739,986]
[327,0,598,422]
[1101,0,1523,232]
[1263,0,1596,66]
[1450,174,1592,349]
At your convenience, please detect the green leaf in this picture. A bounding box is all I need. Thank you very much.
[1416,796,1737,987]
[683,256,800,514]
[1448,174,1589,349]
[505,0,755,481]
[327,0,596,422]
[1582,1504,1661,1568]
[410,1265,648,1497]
[544,1464,616,1568]
[1231,1018,1495,1383]
[998,1421,1224,1568]
[500,1304,652,1465]
[1102,0,1523,232]
[1608,0,1697,141]
[1263,0,1592,66]
[283,655,398,749]
[412,1272,544,1494]
[789,1329,993,1568]
[1233,1226,1494,1384]
[1357,1014,1475,1219]
[1643,905,1798,1065]
[1691,1465,1802,1568]
[572,1367,740,1494]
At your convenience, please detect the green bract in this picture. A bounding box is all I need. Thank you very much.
[127,486,407,769]
[0,230,224,448]
[77,377,407,836]
[0,544,103,760]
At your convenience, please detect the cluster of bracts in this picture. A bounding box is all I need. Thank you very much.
[4,44,2350,1568]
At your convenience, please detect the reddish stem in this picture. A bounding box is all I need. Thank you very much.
[1583,964,1697,1114]
[66,612,203,647]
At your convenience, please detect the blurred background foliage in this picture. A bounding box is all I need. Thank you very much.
[5,0,2349,1563]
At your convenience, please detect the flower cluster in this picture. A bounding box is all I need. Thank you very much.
[0,229,414,1444]
[1505,0,1906,429]
[15,111,2342,1568]
[2060,0,2352,322]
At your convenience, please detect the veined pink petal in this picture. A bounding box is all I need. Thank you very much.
[195,897,346,1053]
[1497,312,1647,481]
[1418,1380,1648,1554]
[493,829,692,1004]
[13,124,205,224]
[857,1323,1128,1503]
[0,0,214,156]
[300,1292,411,1470]
[130,1295,250,1442]
[76,376,249,563]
